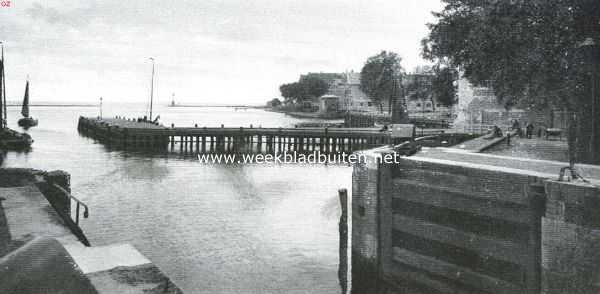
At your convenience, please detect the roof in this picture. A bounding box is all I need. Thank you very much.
[320,94,340,99]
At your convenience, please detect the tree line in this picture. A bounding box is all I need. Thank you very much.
[279,74,329,105]
[274,0,600,164]
[277,51,457,113]
[422,0,600,164]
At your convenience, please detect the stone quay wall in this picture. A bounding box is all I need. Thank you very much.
[0,168,72,216]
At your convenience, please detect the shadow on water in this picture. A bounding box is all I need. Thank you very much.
[79,130,365,162]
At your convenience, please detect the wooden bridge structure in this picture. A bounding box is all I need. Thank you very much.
[78,117,430,153]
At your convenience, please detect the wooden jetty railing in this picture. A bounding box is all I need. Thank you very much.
[77,116,413,153]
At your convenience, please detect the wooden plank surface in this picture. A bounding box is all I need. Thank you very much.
[392,214,529,266]
[384,262,479,294]
[393,161,531,205]
[393,247,523,294]
[392,178,532,224]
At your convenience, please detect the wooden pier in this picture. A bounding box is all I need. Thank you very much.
[77,117,412,153]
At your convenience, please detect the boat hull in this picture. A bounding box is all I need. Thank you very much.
[0,128,33,150]
[18,117,38,128]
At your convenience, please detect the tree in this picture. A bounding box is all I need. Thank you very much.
[267,98,282,107]
[279,76,328,105]
[360,51,404,113]
[404,74,434,112]
[422,0,600,164]
[279,82,305,104]
[299,75,329,99]
[431,66,458,107]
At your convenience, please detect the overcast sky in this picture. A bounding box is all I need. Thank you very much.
[1,0,443,105]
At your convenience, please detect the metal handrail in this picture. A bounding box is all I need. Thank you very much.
[52,183,89,225]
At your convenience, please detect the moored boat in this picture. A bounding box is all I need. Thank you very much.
[0,43,34,150]
[0,128,33,150]
[17,79,38,128]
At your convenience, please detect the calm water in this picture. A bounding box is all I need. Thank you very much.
[1,104,351,294]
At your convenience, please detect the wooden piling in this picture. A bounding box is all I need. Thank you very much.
[338,188,348,294]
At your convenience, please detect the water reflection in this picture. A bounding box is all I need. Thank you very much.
[1,105,350,294]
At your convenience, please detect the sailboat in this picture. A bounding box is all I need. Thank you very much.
[0,43,33,149]
[17,79,38,128]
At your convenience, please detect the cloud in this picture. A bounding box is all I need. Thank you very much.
[25,2,89,27]
[1,0,444,103]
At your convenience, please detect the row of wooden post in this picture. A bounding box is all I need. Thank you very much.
[168,134,388,153]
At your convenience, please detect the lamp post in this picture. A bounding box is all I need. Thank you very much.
[99,97,103,119]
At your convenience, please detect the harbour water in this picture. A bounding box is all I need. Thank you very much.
[1,104,351,294]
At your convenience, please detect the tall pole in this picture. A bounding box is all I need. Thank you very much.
[1,42,6,129]
[149,57,155,121]
[99,97,103,119]
[338,188,348,294]
[590,40,598,164]
[0,42,4,129]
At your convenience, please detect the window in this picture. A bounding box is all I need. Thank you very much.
[416,103,421,107]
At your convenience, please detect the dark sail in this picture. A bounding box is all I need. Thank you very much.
[21,80,29,118]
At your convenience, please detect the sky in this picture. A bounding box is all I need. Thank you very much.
[0,0,444,105]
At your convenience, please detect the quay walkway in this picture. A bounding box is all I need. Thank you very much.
[0,168,183,294]
[78,117,437,153]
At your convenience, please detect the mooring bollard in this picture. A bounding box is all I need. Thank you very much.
[338,188,348,294]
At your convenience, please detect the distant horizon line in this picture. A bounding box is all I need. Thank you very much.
[4,101,265,108]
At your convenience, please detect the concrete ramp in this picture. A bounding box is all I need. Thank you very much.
[0,237,98,294]
[64,242,183,294]
[0,186,76,241]
[453,132,510,152]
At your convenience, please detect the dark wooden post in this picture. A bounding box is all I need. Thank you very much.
[332,137,337,153]
[325,128,329,153]
[338,188,348,294]
[526,182,545,294]
[278,128,283,151]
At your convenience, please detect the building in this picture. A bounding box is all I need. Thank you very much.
[300,72,346,89]
[323,71,378,113]
[319,95,340,113]
[403,68,453,118]
[303,71,378,113]
[454,72,571,133]
[339,72,378,113]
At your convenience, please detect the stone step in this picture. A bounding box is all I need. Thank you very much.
[63,242,183,294]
